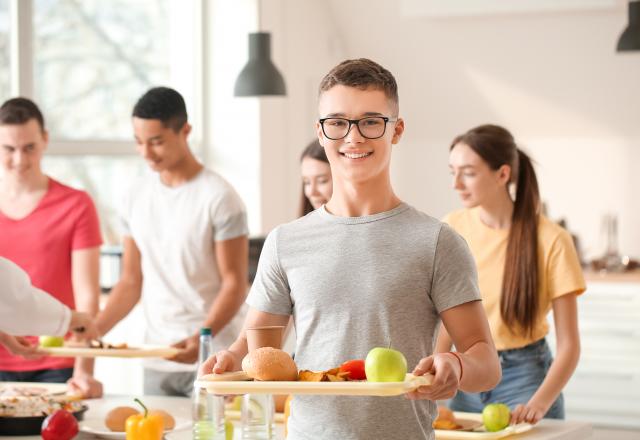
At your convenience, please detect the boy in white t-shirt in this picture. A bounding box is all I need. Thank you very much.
[96,87,249,396]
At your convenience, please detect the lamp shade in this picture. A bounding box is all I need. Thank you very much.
[234,32,286,96]
[617,1,640,51]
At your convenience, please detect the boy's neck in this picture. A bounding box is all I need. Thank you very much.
[158,152,203,187]
[326,178,401,217]
[1,171,48,196]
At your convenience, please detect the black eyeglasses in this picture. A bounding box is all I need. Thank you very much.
[318,116,396,140]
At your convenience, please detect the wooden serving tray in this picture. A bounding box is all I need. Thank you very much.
[435,412,533,439]
[195,372,434,396]
[40,344,179,358]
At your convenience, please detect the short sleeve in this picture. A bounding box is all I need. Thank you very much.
[430,223,481,313]
[245,228,293,315]
[71,192,103,250]
[546,230,586,300]
[210,188,249,242]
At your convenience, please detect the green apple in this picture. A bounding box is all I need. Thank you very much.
[364,347,407,382]
[39,335,64,347]
[482,403,510,432]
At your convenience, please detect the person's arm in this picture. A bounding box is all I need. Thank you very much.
[170,235,249,363]
[434,323,453,354]
[407,300,501,401]
[198,307,290,376]
[0,332,43,359]
[511,293,580,424]
[67,246,102,398]
[94,237,143,335]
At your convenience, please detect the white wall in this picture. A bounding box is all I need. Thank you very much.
[258,0,640,260]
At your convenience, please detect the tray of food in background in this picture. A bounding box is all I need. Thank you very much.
[0,383,87,436]
[39,338,179,358]
[433,407,533,439]
[195,346,434,397]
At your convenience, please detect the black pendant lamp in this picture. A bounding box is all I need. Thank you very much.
[617,1,640,52]
[234,32,286,96]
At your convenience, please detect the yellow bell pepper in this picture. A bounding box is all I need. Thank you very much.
[125,398,164,440]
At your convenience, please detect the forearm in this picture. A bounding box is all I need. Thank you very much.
[457,340,501,393]
[74,357,95,376]
[435,324,453,353]
[95,281,140,335]
[202,278,247,335]
[529,342,580,409]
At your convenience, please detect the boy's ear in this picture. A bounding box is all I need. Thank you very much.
[391,118,405,144]
[315,121,324,147]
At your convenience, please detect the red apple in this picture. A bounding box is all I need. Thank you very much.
[41,409,79,440]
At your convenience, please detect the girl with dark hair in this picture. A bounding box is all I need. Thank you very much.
[438,124,585,424]
[299,139,332,217]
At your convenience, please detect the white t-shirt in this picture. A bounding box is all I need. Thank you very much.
[0,257,71,336]
[121,168,249,372]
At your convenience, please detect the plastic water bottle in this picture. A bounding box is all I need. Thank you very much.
[193,328,226,440]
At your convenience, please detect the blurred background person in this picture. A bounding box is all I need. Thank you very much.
[96,87,249,397]
[438,124,585,424]
[299,139,332,216]
[1,256,99,358]
[0,98,103,395]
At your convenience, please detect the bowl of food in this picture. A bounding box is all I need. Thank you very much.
[0,385,87,436]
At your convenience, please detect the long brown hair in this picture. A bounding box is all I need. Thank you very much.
[451,124,541,337]
[299,140,329,217]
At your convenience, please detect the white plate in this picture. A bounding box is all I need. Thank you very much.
[79,416,191,439]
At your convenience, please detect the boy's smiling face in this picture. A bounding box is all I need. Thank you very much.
[316,85,404,186]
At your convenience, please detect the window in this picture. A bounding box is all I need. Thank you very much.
[33,0,197,144]
[0,0,9,101]
[33,0,172,140]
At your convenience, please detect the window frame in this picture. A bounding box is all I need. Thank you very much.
[8,0,207,158]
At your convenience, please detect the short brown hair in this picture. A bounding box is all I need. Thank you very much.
[0,97,46,131]
[318,58,399,115]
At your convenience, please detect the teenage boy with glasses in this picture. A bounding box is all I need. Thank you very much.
[200,59,501,439]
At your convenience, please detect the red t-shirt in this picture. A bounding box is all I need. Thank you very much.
[0,178,102,372]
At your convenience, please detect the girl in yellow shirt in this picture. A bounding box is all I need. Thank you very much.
[438,124,585,424]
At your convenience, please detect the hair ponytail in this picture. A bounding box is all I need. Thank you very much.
[450,125,541,337]
[501,149,540,336]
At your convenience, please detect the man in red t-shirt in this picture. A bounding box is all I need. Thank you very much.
[0,98,103,398]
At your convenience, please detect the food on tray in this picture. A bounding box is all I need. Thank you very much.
[241,347,298,381]
[105,406,139,432]
[298,367,349,382]
[0,385,84,417]
[89,340,129,349]
[41,409,79,440]
[105,406,175,432]
[482,402,511,432]
[148,409,175,430]
[339,359,367,380]
[432,406,461,430]
[39,336,65,347]
[365,347,408,382]
[125,398,164,440]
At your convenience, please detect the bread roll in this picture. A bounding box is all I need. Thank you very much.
[242,347,298,381]
[105,406,139,432]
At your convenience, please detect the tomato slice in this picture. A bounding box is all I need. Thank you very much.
[339,359,367,380]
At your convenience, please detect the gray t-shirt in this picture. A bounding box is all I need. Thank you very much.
[247,202,480,440]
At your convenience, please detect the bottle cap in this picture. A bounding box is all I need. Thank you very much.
[200,327,212,336]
